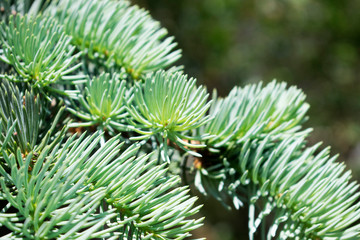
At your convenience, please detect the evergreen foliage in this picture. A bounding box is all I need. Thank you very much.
[68,72,130,132]
[203,81,309,151]
[0,0,359,239]
[0,14,81,92]
[0,79,41,154]
[47,0,181,79]
[127,70,212,160]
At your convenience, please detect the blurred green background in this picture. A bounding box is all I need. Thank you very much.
[133,0,360,239]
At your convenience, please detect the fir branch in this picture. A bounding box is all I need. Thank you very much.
[0,79,64,155]
[244,137,360,239]
[67,72,132,132]
[194,81,360,239]
[47,0,181,79]
[196,136,360,239]
[127,70,212,160]
[84,140,203,239]
[203,81,310,152]
[1,0,359,239]
[0,14,82,93]
[0,79,41,154]
[0,131,204,239]
[0,133,117,239]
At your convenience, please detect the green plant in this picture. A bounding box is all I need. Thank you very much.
[0,0,359,239]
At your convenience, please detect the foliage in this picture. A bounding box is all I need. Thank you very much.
[127,70,211,160]
[0,131,202,239]
[0,0,359,240]
[0,14,81,95]
[134,0,360,174]
[195,81,360,239]
[47,0,181,79]
[203,81,309,151]
[68,72,130,132]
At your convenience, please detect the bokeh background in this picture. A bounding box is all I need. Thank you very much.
[133,1,360,239]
